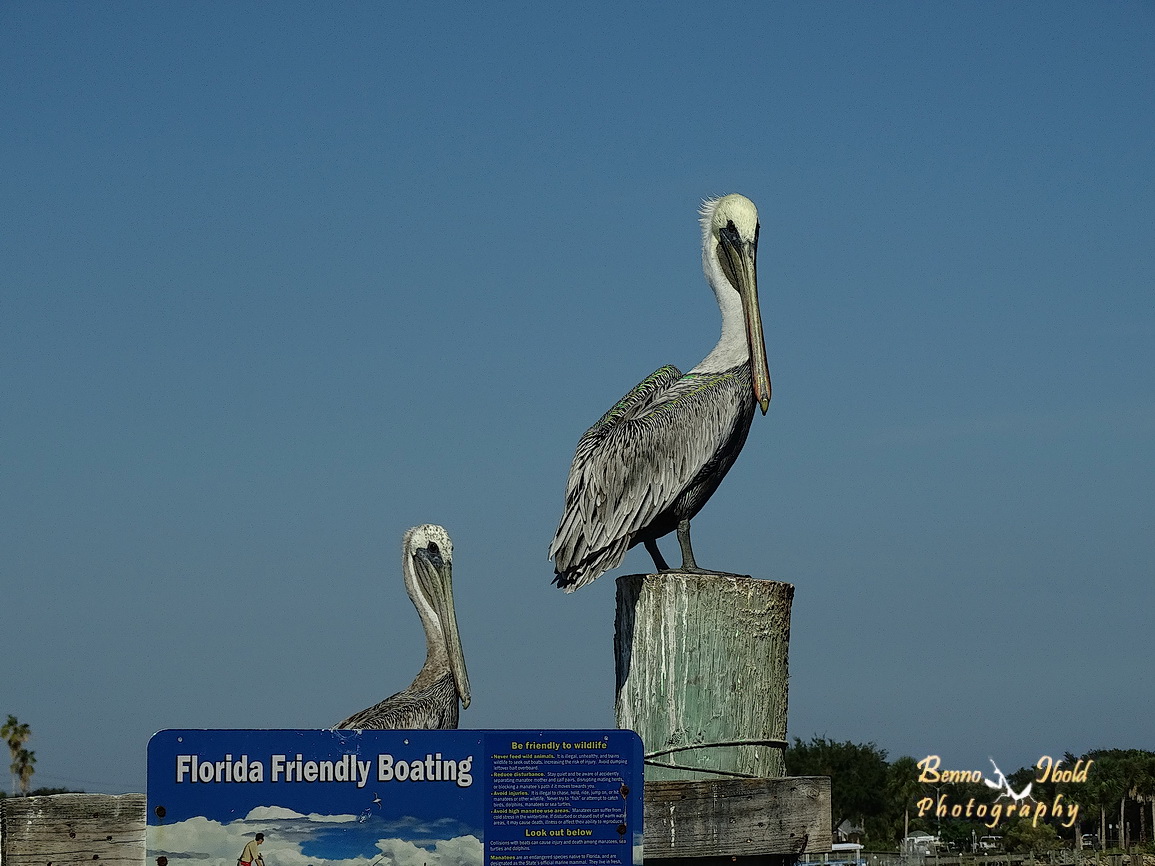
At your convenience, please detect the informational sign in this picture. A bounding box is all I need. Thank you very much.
[148,729,642,866]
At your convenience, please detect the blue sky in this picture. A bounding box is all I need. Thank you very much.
[2,3,1152,795]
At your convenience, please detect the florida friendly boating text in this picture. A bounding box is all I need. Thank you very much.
[174,752,474,789]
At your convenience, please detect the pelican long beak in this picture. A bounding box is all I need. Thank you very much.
[720,233,772,414]
[413,549,471,709]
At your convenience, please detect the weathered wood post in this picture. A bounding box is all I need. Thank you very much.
[615,571,831,863]
[616,573,792,780]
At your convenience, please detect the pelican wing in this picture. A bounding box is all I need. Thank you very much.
[582,365,684,438]
[335,673,460,730]
[550,365,751,589]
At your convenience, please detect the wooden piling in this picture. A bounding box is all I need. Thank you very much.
[615,572,793,781]
[615,571,830,862]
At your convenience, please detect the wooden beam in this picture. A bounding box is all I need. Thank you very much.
[1,794,146,866]
[0,780,831,864]
[643,776,831,861]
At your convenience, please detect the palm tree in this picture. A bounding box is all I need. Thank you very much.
[1123,750,1155,845]
[15,748,36,796]
[885,756,924,843]
[2,715,32,796]
[1077,748,1155,848]
[1073,750,1121,846]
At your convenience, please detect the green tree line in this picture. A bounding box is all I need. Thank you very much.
[786,737,1155,852]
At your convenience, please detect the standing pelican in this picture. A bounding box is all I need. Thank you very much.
[336,524,470,729]
[549,194,771,592]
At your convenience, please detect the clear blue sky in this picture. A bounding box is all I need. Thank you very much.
[2,2,1152,795]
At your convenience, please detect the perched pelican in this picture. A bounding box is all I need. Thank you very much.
[549,194,771,592]
[336,524,470,729]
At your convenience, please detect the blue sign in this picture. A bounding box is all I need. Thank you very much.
[148,729,643,866]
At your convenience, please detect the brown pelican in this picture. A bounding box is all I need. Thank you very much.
[336,524,470,729]
[549,194,771,592]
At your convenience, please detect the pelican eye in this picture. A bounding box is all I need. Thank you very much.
[424,542,444,567]
[719,221,742,247]
[716,223,746,292]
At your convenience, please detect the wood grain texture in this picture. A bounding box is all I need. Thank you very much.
[643,776,831,860]
[616,573,793,781]
[1,794,146,866]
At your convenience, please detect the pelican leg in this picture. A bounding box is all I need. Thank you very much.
[677,519,699,570]
[644,538,670,572]
[673,520,745,577]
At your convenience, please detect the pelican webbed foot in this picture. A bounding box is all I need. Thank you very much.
[644,521,751,578]
[654,520,751,577]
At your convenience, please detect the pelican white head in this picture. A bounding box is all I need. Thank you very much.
[697,194,771,413]
[700,193,759,249]
[402,523,470,709]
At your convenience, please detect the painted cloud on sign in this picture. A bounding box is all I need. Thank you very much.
[149,806,481,866]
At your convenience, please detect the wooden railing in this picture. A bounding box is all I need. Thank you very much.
[2,787,831,865]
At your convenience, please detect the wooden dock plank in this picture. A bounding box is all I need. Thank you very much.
[1,794,146,866]
[643,776,831,860]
